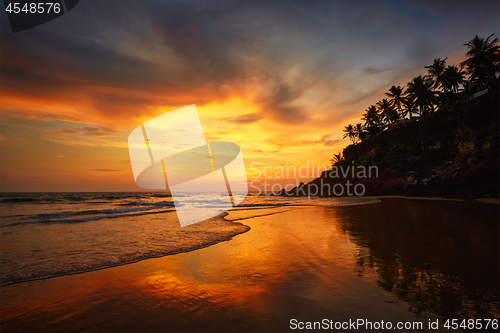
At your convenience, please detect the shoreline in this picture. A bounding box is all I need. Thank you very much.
[1,201,498,332]
[3,195,489,289]
[0,213,251,288]
[252,193,500,205]
[374,194,500,204]
[0,206,428,332]
[0,197,379,288]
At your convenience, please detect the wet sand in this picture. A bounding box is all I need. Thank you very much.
[1,199,498,332]
[380,194,500,204]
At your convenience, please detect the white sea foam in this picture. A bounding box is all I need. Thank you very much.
[0,192,379,285]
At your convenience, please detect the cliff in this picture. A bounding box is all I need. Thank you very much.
[281,88,499,199]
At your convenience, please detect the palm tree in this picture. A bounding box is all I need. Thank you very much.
[425,58,447,90]
[385,85,405,118]
[331,152,344,166]
[342,124,357,144]
[362,105,380,127]
[361,105,382,136]
[405,75,437,116]
[354,123,367,141]
[401,96,418,118]
[438,65,466,105]
[377,99,399,124]
[461,34,500,91]
[440,65,466,95]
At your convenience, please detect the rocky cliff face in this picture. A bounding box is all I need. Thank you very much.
[280,89,499,199]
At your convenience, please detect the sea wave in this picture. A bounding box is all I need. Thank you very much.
[0,214,250,286]
[0,197,36,203]
[0,193,381,286]
[1,208,175,227]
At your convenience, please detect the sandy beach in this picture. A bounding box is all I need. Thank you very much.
[1,198,498,332]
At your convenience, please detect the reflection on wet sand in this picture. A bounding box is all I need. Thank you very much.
[1,199,498,332]
[334,199,499,319]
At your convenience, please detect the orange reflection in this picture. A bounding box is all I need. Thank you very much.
[4,201,494,332]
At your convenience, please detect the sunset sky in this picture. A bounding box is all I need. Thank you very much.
[0,0,498,192]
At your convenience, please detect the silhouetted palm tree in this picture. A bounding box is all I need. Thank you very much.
[354,123,367,141]
[377,99,399,124]
[385,85,405,118]
[440,65,466,95]
[342,124,357,143]
[331,152,344,166]
[438,65,466,105]
[425,58,447,90]
[362,105,379,127]
[361,105,382,136]
[461,34,500,91]
[401,96,418,118]
[405,76,437,116]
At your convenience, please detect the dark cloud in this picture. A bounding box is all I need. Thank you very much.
[29,114,82,122]
[363,68,391,75]
[225,113,262,125]
[0,120,22,126]
[51,126,117,136]
[319,134,341,147]
[1,0,498,128]
[78,127,117,136]
[265,134,341,150]
[52,128,76,134]
[337,89,384,108]
[323,139,341,147]
[256,79,309,125]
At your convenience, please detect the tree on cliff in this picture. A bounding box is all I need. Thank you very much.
[439,65,466,104]
[401,96,418,118]
[385,85,406,118]
[461,34,500,91]
[425,57,447,91]
[339,34,498,152]
[354,123,367,141]
[377,98,400,124]
[331,152,343,166]
[405,76,437,116]
[342,124,357,143]
[440,65,466,95]
[362,105,382,136]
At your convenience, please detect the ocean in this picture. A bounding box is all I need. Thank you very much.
[0,192,378,286]
[1,195,498,331]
